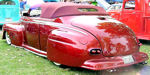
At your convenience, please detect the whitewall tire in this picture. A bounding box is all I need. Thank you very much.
[5,32,11,45]
[52,62,61,66]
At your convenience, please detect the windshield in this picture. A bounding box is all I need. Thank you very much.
[0,0,15,5]
[124,0,135,9]
[107,4,122,11]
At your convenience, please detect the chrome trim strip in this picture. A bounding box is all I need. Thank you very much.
[4,28,18,31]
[11,44,47,58]
[11,44,24,49]
[24,45,47,54]
[21,20,87,35]
[0,22,18,23]
[24,48,47,58]
[48,38,72,45]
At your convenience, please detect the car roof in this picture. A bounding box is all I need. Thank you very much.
[40,2,108,19]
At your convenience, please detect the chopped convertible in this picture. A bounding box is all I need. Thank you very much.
[2,2,148,70]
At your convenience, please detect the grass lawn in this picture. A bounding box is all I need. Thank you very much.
[0,32,150,75]
[139,40,150,64]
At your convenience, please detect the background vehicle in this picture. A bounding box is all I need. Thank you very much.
[106,0,123,4]
[108,0,150,40]
[106,3,122,11]
[0,0,20,25]
[2,2,148,70]
[44,0,59,2]
[96,0,110,10]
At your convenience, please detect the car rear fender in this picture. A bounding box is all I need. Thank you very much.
[2,23,24,46]
[46,29,102,67]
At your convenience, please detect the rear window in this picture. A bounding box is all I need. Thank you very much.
[30,7,41,17]
[78,8,98,12]
[111,5,122,10]
[0,0,15,5]
[124,0,135,10]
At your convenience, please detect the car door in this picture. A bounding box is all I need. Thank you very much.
[144,0,150,34]
[120,0,144,34]
[23,17,40,50]
[38,19,57,52]
[26,18,58,52]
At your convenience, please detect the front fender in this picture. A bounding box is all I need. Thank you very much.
[3,23,24,46]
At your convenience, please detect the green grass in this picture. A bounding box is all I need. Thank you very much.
[139,40,150,65]
[0,33,150,75]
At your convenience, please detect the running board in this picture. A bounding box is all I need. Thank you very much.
[11,44,47,58]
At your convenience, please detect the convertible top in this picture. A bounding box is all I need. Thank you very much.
[40,2,108,19]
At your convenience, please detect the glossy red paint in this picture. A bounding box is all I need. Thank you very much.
[81,52,148,70]
[2,2,148,70]
[108,0,150,40]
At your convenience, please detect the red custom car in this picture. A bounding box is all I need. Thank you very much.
[2,2,148,70]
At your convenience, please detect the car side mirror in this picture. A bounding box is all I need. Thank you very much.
[23,13,30,16]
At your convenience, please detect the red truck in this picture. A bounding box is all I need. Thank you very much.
[108,0,150,40]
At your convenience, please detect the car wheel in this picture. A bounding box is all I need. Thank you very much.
[52,62,61,66]
[5,32,11,45]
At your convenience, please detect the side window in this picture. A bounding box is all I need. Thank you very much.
[30,7,41,17]
[0,0,15,5]
[113,5,122,10]
[124,0,135,10]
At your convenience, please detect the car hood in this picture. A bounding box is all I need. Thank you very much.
[61,16,139,57]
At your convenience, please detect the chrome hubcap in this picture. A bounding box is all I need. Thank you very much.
[53,62,61,66]
[5,32,11,45]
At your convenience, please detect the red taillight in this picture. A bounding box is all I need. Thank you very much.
[97,50,101,54]
[91,50,96,53]
[90,49,101,55]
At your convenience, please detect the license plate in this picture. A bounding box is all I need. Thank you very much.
[122,55,134,64]
[5,18,12,22]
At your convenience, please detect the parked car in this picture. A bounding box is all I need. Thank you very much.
[106,0,123,4]
[106,3,122,12]
[107,0,150,40]
[0,0,20,25]
[44,0,59,2]
[96,0,111,10]
[2,2,148,70]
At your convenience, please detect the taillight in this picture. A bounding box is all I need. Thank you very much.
[136,37,142,46]
[90,49,101,55]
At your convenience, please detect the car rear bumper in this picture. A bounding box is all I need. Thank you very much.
[81,52,148,70]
